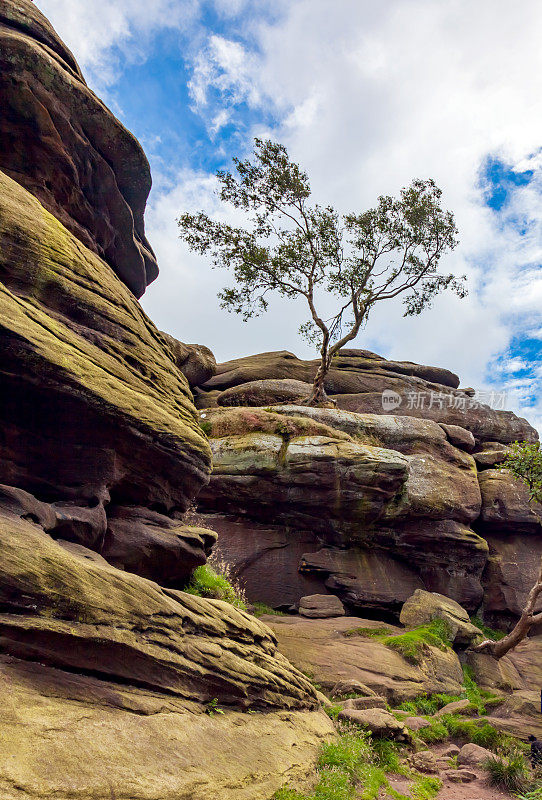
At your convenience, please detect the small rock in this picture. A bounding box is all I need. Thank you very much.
[457,742,493,766]
[343,696,387,711]
[299,593,346,619]
[331,679,376,698]
[439,423,475,452]
[404,716,431,731]
[435,698,472,716]
[445,768,477,783]
[337,708,411,741]
[410,750,439,774]
[440,744,460,758]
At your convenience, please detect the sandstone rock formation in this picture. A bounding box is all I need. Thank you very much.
[0,5,330,797]
[193,356,540,627]
[263,615,465,703]
[0,0,157,297]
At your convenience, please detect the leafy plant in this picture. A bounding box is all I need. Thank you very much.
[205,698,224,717]
[500,440,542,504]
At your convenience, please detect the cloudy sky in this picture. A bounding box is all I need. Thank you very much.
[35,0,542,430]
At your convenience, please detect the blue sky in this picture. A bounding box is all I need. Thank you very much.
[35,0,542,432]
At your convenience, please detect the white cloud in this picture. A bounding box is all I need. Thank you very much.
[34,0,200,87]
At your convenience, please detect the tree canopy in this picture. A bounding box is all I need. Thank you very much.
[178,138,466,403]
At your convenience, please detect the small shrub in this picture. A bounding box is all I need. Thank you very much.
[417,721,449,744]
[324,704,343,722]
[205,698,224,716]
[318,732,374,775]
[313,768,355,800]
[199,418,212,436]
[186,556,247,610]
[484,753,529,793]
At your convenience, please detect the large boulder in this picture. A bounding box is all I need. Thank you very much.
[399,589,482,645]
[477,469,542,532]
[218,378,313,407]
[198,405,487,612]
[298,593,345,618]
[337,708,411,741]
[160,331,217,387]
[198,430,408,540]
[0,0,157,297]
[102,506,217,585]
[264,615,464,704]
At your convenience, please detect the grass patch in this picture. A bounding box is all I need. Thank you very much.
[273,729,414,800]
[252,601,286,617]
[470,615,506,641]
[462,664,502,714]
[417,712,516,753]
[409,775,441,800]
[381,620,452,665]
[484,752,530,793]
[343,620,452,665]
[516,785,542,800]
[344,626,393,638]
[397,693,460,717]
[186,557,247,610]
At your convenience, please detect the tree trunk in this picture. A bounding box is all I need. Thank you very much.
[306,351,331,406]
[469,555,542,659]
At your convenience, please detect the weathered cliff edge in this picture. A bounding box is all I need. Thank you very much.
[0,3,332,798]
[193,351,541,630]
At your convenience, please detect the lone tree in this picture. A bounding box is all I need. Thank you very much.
[470,440,542,659]
[178,139,466,405]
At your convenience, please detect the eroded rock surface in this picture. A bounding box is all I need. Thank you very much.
[195,369,539,627]
[0,0,159,297]
[264,615,464,703]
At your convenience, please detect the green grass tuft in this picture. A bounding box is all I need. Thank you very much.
[470,615,506,641]
[343,626,393,638]
[252,601,286,617]
[186,559,247,610]
[484,753,529,793]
